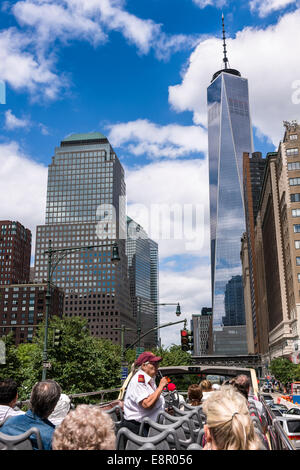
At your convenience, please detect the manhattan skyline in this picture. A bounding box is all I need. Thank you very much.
[1,0,300,347]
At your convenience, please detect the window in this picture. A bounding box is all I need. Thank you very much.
[288,162,300,171]
[291,193,300,202]
[294,225,300,233]
[297,257,300,266]
[292,209,300,217]
[290,134,298,141]
[298,273,300,283]
[295,241,300,249]
[290,178,300,186]
[287,148,299,156]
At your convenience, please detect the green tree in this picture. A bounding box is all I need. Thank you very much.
[269,358,296,385]
[30,316,122,397]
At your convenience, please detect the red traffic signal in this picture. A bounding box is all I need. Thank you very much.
[181,329,189,351]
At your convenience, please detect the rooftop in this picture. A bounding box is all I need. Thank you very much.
[60,132,108,147]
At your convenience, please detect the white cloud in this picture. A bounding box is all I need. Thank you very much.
[0,142,47,259]
[125,158,210,260]
[249,0,296,17]
[159,263,211,347]
[12,0,107,48]
[12,0,199,60]
[193,0,227,8]
[4,109,30,130]
[0,0,200,101]
[108,119,208,159]
[169,8,300,147]
[0,27,63,99]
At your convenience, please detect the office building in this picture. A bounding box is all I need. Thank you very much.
[207,17,252,354]
[0,221,31,285]
[0,282,64,345]
[126,217,158,349]
[254,121,300,363]
[34,132,136,346]
[242,152,267,353]
[192,308,212,356]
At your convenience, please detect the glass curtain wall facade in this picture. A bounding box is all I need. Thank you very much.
[34,133,135,346]
[208,71,253,354]
[126,217,158,348]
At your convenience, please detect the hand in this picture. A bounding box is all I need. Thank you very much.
[159,377,169,389]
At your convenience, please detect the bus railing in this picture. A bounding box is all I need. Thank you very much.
[260,396,295,450]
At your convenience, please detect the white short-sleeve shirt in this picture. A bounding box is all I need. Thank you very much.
[124,369,165,422]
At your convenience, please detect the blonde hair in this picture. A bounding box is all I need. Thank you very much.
[200,380,212,392]
[52,405,116,450]
[202,386,261,450]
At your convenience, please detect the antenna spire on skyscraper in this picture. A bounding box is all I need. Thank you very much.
[222,13,229,70]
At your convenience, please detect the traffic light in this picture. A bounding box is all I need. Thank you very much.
[181,329,189,351]
[53,329,62,347]
[181,329,194,351]
[189,330,194,352]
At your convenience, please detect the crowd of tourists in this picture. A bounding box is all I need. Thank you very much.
[0,352,269,450]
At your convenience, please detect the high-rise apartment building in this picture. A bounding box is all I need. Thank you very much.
[34,133,136,346]
[126,217,158,349]
[0,282,64,345]
[254,121,300,363]
[207,18,252,354]
[242,152,267,353]
[0,221,31,285]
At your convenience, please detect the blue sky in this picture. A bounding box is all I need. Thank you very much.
[1,0,300,346]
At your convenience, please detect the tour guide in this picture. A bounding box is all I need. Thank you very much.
[122,351,168,435]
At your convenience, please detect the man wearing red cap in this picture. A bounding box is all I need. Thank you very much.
[122,351,168,435]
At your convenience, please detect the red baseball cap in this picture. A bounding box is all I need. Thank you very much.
[135,351,162,366]
[167,383,176,392]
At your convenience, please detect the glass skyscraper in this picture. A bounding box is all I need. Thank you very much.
[207,20,253,354]
[34,133,136,346]
[126,217,159,348]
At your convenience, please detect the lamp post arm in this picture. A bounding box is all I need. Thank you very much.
[124,318,187,354]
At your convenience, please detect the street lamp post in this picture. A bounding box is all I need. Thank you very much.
[134,300,182,351]
[41,238,120,380]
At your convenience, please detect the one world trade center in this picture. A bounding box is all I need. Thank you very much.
[207,17,253,354]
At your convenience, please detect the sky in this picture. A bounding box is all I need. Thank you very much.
[1,0,300,348]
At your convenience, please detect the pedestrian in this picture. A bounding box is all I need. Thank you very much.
[0,379,61,450]
[0,378,24,424]
[122,351,168,435]
[202,386,262,450]
[52,405,116,450]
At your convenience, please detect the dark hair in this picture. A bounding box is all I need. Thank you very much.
[230,375,250,400]
[188,384,203,406]
[30,380,61,419]
[0,378,18,405]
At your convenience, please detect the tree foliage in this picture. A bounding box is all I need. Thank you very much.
[269,358,298,384]
[0,319,194,400]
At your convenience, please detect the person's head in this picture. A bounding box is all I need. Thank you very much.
[135,351,162,378]
[202,386,261,450]
[200,380,213,392]
[48,393,71,426]
[230,375,250,400]
[188,384,203,406]
[52,405,116,450]
[30,380,61,419]
[0,378,18,407]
